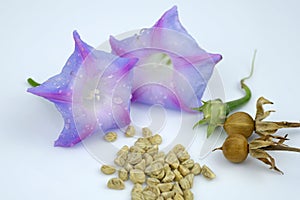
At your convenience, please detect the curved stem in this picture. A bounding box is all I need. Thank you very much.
[225,50,257,114]
[27,78,41,87]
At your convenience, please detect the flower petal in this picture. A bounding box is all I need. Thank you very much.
[110,6,222,112]
[28,31,138,147]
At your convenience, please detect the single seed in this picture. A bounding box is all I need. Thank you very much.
[173,182,183,196]
[148,134,162,145]
[132,183,143,193]
[142,190,157,200]
[161,191,175,199]
[130,145,146,154]
[153,151,165,163]
[151,169,165,180]
[135,159,146,171]
[147,145,159,156]
[143,185,160,197]
[178,165,190,177]
[174,193,184,200]
[118,168,128,181]
[162,170,175,183]
[131,191,143,200]
[156,196,164,200]
[104,131,117,142]
[191,163,201,175]
[101,165,116,175]
[117,145,129,156]
[165,151,180,169]
[176,150,190,162]
[173,169,183,181]
[185,173,194,187]
[114,153,127,167]
[125,125,135,137]
[179,177,191,190]
[181,159,194,169]
[142,127,153,138]
[130,169,146,184]
[172,144,185,154]
[124,162,133,172]
[183,189,194,200]
[107,178,125,190]
[201,165,216,179]
[157,183,173,192]
[135,138,152,150]
[143,153,153,166]
[127,152,142,165]
[147,178,160,187]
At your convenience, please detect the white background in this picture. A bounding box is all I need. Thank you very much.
[1,0,300,199]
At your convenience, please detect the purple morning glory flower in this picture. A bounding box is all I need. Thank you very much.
[110,6,222,112]
[28,31,138,147]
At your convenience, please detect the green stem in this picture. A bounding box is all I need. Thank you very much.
[225,50,257,115]
[27,78,41,87]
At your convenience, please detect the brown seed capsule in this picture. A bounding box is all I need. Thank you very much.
[215,134,249,163]
[224,112,255,138]
[107,178,125,190]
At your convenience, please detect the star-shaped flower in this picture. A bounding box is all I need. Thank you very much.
[28,31,138,147]
[110,6,222,112]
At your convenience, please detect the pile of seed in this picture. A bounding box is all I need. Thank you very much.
[100,126,215,200]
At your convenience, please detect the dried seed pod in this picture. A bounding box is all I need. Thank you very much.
[176,150,190,162]
[125,125,136,137]
[215,134,249,163]
[162,170,175,183]
[107,178,125,190]
[165,151,180,169]
[143,153,153,166]
[135,159,146,171]
[142,190,157,200]
[201,165,216,179]
[142,127,153,138]
[148,134,162,145]
[130,169,146,184]
[117,145,129,156]
[118,168,128,181]
[185,173,194,187]
[157,183,173,192]
[101,165,116,175]
[179,177,191,190]
[178,165,190,176]
[174,193,185,200]
[172,144,185,154]
[147,178,160,187]
[173,169,183,181]
[181,159,194,169]
[191,163,202,175]
[104,131,117,142]
[127,153,143,165]
[173,182,183,196]
[161,191,175,199]
[183,189,194,200]
[224,112,254,138]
